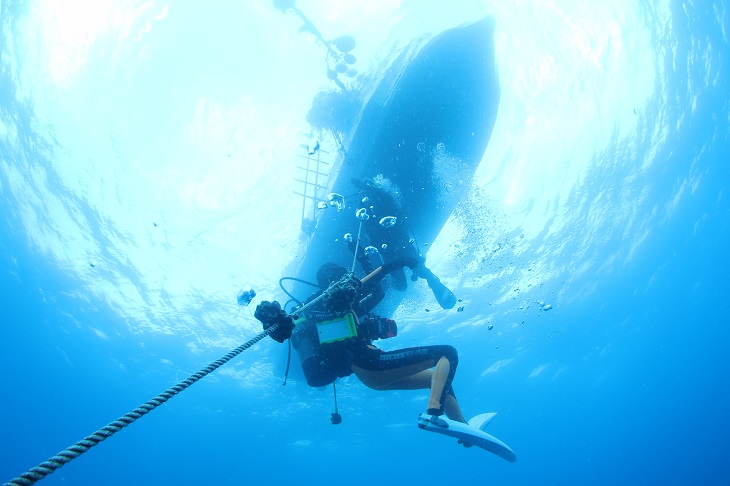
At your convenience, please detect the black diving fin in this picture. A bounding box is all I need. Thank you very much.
[415,265,457,310]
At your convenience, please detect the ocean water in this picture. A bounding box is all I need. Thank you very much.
[1,1,728,485]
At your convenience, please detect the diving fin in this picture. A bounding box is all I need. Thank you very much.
[415,265,457,309]
[468,412,498,432]
[417,412,517,462]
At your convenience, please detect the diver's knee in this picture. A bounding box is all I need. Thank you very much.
[441,345,458,368]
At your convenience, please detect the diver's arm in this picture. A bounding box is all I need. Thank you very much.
[361,256,419,286]
[357,257,419,313]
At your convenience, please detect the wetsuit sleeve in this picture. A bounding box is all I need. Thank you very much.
[356,256,420,314]
[381,256,420,274]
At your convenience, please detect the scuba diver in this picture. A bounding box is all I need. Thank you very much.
[254,256,467,424]
[250,191,518,460]
[351,177,457,309]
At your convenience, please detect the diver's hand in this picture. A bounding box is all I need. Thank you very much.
[254,300,294,343]
[322,274,361,312]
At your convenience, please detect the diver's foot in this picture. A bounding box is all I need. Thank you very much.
[417,411,448,429]
[457,438,475,448]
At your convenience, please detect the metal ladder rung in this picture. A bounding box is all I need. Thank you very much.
[293,191,322,201]
[295,179,328,189]
[297,154,331,163]
[297,166,329,176]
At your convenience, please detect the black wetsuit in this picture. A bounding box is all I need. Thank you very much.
[292,299,458,407]
[291,259,458,409]
[352,344,458,398]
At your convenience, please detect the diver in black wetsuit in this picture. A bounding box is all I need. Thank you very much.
[254,257,466,423]
[351,177,457,310]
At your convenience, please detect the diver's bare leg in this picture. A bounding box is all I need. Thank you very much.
[427,357,450,412]
[424,357,466,422]
[353,357,466,423]
[443,394,466,422]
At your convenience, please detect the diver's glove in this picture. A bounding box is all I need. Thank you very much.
[254,300,294,343]
[321,274,362,313]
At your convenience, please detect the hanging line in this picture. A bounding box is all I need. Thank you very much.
[330,381,342,425]
[282,338,292,386]
[333,381,339,414]
[3,323,283,486]
[350,219,364,274]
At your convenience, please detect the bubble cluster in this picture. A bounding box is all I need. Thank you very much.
[237,288,256,307]
[537,300,553,311]
[356,208,369,220]
[379,216,397,228]
[328,193,345,211]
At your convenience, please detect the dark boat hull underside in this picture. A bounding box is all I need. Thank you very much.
[294,17,500,305]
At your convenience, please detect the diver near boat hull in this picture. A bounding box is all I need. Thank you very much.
[254,258,516,461]
[349,177,457,309]
[293,16,500,309]
[256,258,466,421]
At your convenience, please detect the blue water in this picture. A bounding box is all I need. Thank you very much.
[2,1,729,485]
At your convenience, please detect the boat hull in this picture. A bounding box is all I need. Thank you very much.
[293,17,500,305]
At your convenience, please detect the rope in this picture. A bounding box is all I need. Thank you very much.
[3,324,281,486]
[289,282,338,318]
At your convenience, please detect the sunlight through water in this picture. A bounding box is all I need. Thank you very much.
[1,0,728,484]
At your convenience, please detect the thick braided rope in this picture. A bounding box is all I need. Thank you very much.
[3,324,279,486]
